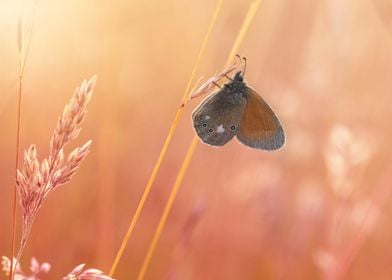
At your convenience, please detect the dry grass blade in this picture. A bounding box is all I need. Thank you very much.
[137,1,262,279]
[10,9,29,279]
[17,17,22,54]
[137,137,199,280]
[189,61,237,100]
[108,0,224,276]
[14,76,96,266]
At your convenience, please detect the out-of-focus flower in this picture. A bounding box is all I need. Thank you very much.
[62,264,114,280]
[2,256,50,280]
[317,124,382,279]
[313,249,337,278]
[324,125,375,198]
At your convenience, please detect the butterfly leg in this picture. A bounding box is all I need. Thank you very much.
[213,81,222,89]
[224,74,233,81]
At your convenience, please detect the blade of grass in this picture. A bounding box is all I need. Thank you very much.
[10,2,36,278]
[226,0,262,63]
[137,137,199,280]
[20,1,37,77]
[10,14,25,280]
[136,1,262,279]
[108,0,224,276]
[9,58,23,280]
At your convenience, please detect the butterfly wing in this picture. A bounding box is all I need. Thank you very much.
[236,87,285,150]
[192,88,247,146]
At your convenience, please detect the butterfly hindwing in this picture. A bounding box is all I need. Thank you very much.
[192,88,246,146]
[236,87,285,150]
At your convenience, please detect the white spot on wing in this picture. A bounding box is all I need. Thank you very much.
[205,115,210,120]
[216,125,225,133]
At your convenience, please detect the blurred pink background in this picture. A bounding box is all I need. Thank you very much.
[1,0,392,279]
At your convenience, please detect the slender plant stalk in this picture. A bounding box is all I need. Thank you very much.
[9,12,26,280]
[137,137,199,280]
[227,0,262,64]
[108,0,224,277]
[9,74,23,280]
[136,1,262,279]
[10,1,37,276]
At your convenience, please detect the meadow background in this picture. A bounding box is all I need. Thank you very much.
[1,0,392,279]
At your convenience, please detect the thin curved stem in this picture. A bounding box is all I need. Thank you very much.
[136,1,262,279]
[108,0,224,276]
[10,2,37,277]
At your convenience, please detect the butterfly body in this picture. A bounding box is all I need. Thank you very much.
[192,70,285,151]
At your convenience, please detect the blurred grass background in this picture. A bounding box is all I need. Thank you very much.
[1,0,392,279]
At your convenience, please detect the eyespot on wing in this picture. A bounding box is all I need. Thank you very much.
[192,88,246,147]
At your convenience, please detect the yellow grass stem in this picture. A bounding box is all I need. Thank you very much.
[9,74,22,280]
[108,0,224,276]
[137,137,199,280]
[227,0,262,64]
[136,1,262,279]
[10,3,36,278]
[10,13,25,280]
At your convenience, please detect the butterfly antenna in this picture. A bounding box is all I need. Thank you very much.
[235,54,243,71]
[235,54,241,63]
[242,56,247,76]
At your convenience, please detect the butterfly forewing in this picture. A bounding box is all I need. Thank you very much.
[236,87,285,150]
[192,88,246,146]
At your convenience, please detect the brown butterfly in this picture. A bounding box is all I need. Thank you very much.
[192,57,285,150]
